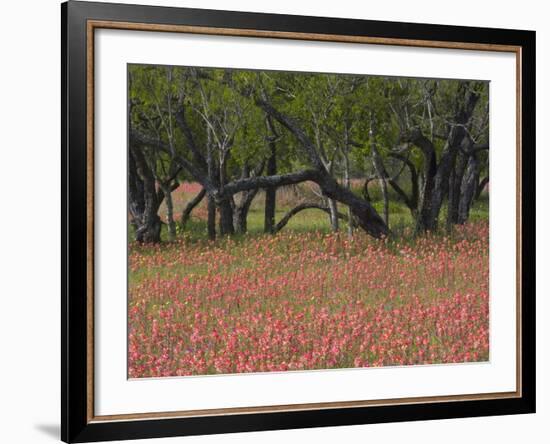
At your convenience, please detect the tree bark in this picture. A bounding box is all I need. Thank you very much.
[231,162,264,234]
[446,167,457,230]
[129,144,162,243]
[343,141,354,236]
[218,197,235,236]
[204,125,217,240]
[425,83,480,230]
[318,174,388,238]
[327,198,340,232]
[458,154,481,224]
[405,83,480,232]
[159,181,177,241]
[264,116,278,234]
[128,149,145,233]
[233,189,259,234]
[446,151,468,228]
[398,128,438,232]
[416,136,439,232]
[207,196,216,240]
[379,175,389,226]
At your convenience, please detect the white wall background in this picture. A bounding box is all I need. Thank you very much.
[0,1,546,443]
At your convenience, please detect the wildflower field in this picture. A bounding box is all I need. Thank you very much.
[128,188,489,378]
[127,67,491,378]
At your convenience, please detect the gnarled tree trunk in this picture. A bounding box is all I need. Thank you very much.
[458,154,481,224]
[406,83,480,232]
[207,196,216,240]
[129,144,162,243]
[218,197,235,236]
[128,149,145,233]
[317,173,388,238]
[233,189,259,234]
[416,143,438,233]
[446,151,468,228]
[425,84,480,230]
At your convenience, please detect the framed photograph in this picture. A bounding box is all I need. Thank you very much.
[62,1,535,442]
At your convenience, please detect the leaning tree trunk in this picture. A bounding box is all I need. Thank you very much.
[458,154,481,224]
[317,173,388,238]
[180,188,206,229]
[255,98,388,238]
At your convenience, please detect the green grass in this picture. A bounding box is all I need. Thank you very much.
[131,188,489,243]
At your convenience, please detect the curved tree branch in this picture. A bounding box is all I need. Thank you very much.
[222,170,321,196]
[274,202,348,233]
[254,97,388,238]
[255,98,325,171]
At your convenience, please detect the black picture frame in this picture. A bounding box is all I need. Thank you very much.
[62,1,536,442]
